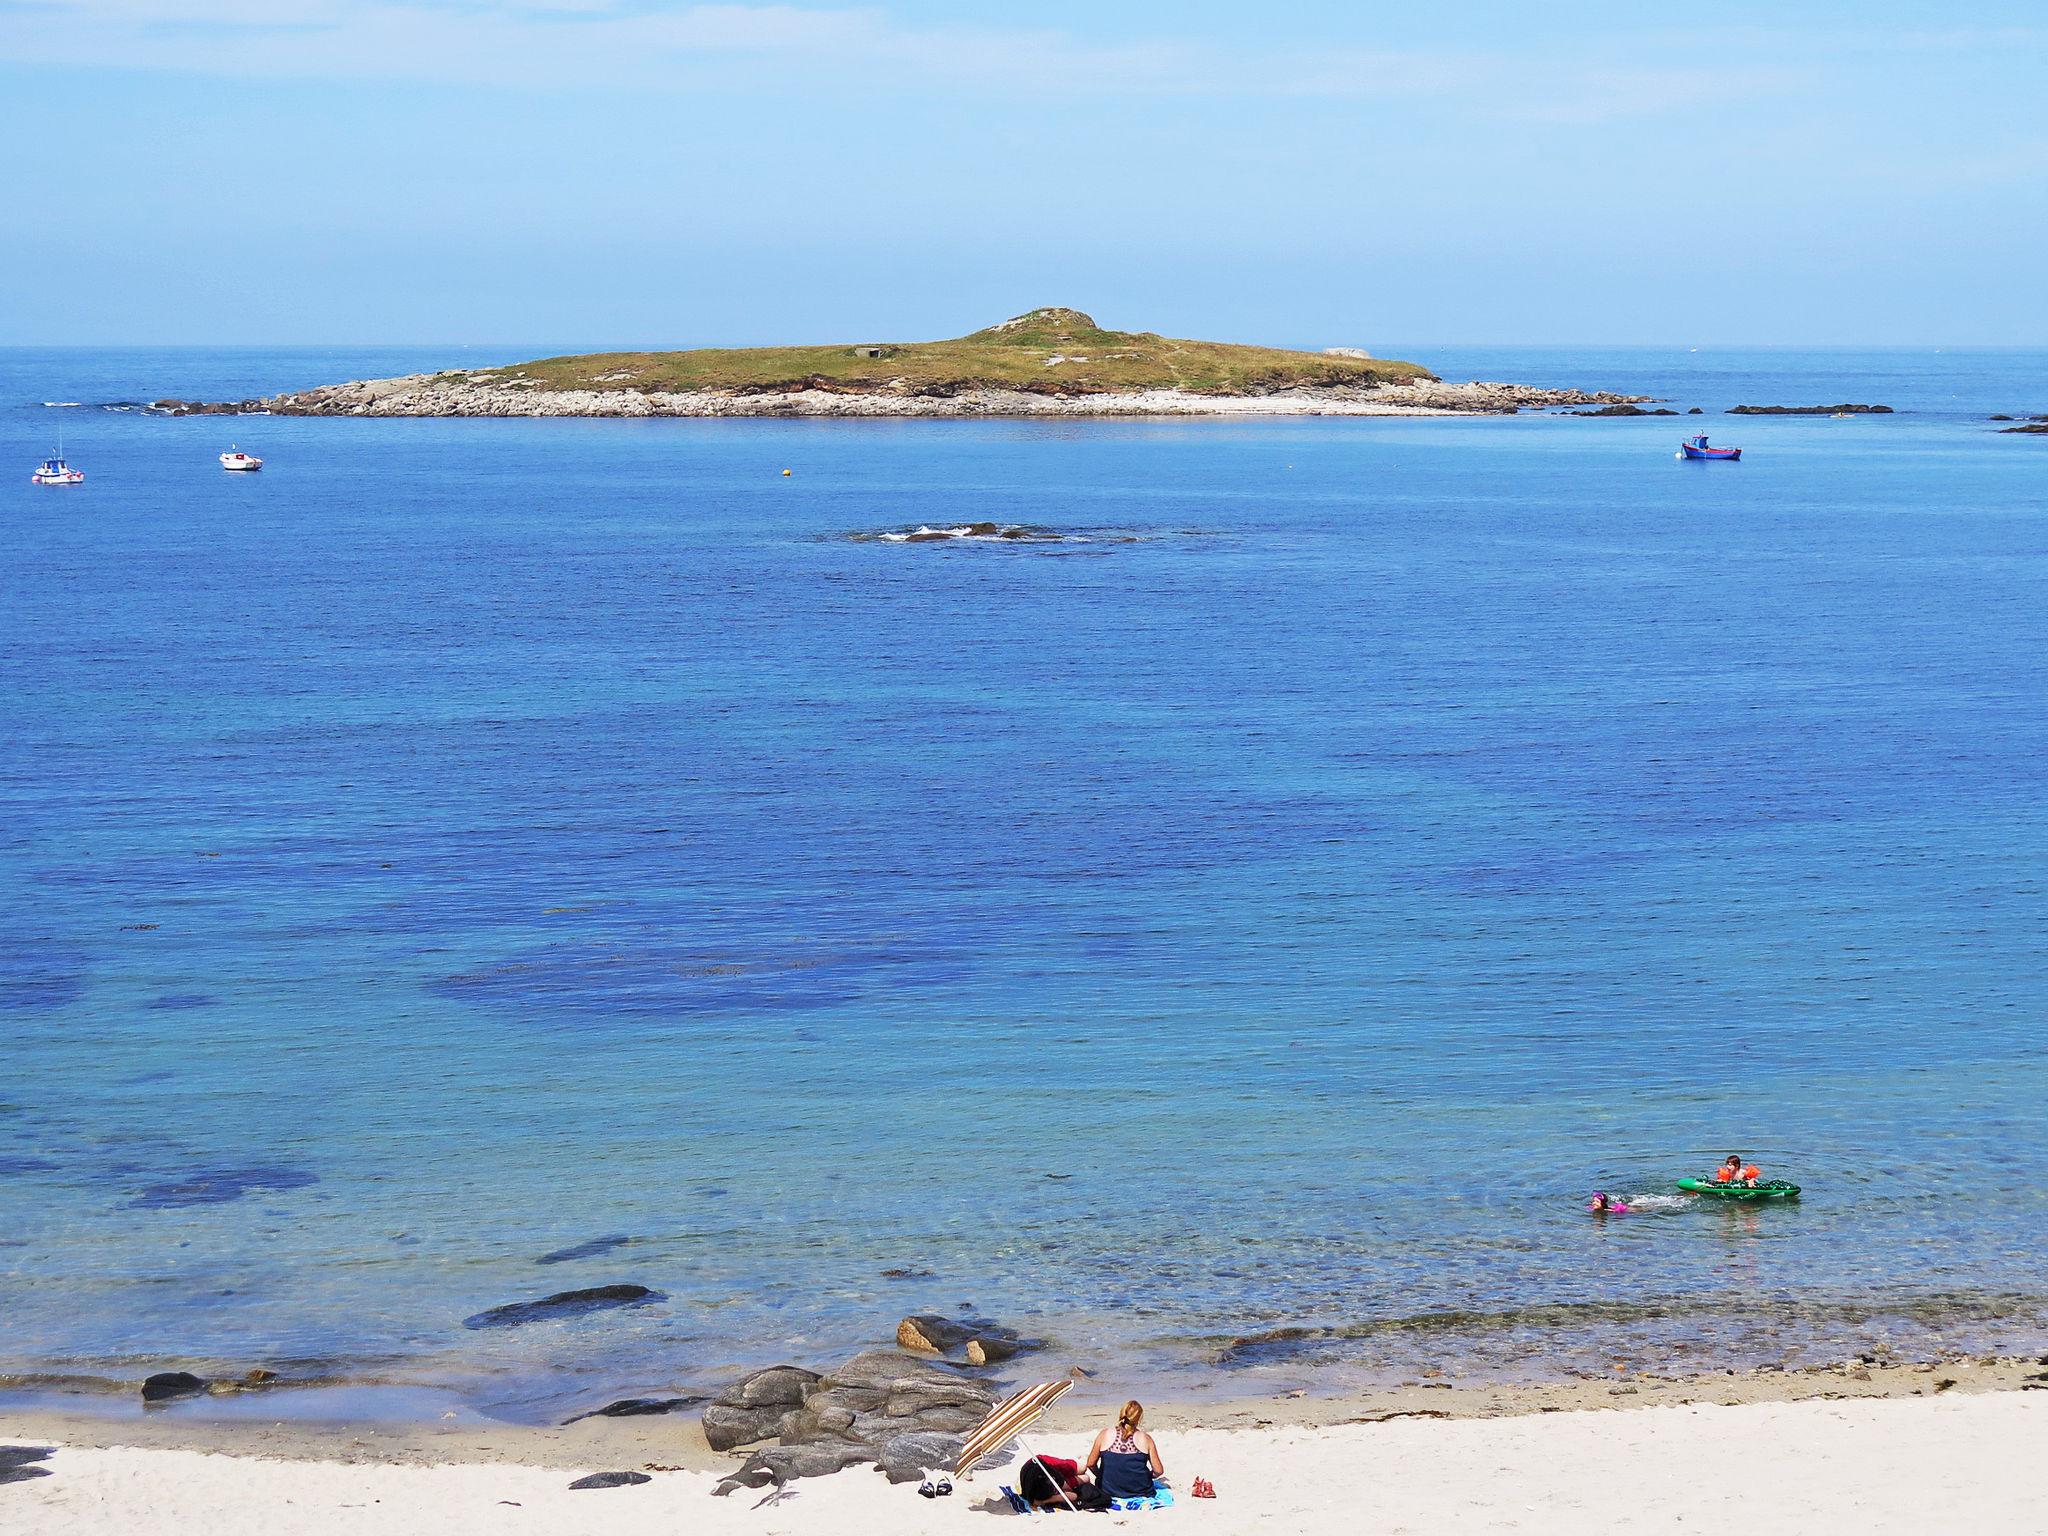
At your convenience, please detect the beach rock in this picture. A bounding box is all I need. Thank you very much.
[722,1365,821,1408]
[702,1403,793,1452]
[568,1470,652,1490]
[876,1430,967,1483]
[564,1395,703,1424]
[820,1351,998,1403]
[462,1283,661,1330]
[713,1443,874,1495]
[141,1371,207,1403]
[0,1446,54,1485]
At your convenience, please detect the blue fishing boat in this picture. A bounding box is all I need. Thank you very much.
[1677,434,1741,461]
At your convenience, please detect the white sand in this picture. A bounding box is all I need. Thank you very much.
[6,1390,2041,1535]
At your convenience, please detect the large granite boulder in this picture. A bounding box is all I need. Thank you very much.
[700,1365,822,1451]
[703,1351,999,1479]
[822,1349,998,1399]
[726,1365,820,1408]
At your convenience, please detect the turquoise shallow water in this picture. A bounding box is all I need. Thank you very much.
[3,347,2046,1421]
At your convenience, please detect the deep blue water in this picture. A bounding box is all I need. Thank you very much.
[3,346,2046,1422]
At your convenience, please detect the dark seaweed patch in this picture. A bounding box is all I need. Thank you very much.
[432,937,961,1019]
[129,1166,319,1210]
[145,993,217,1011]
[536,1235,634,1265]
[0,956,85,1011]
[463,1284,664,1330]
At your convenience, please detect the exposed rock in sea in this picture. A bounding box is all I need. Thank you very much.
[896,1313,1036,1365]
[896,1315,975,1354]
[461,1283,661,1330]
[141,1371,207,1403]
[1999,420,2048,434]
[1569,404,1680,416]
[1726,403,1894,415]
[568,1470,652,1489]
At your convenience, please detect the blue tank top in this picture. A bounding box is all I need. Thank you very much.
[1097,1445,1155,1499]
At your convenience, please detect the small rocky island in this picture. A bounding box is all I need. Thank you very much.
[161,308,1640,419]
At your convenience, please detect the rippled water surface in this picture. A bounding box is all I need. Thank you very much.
[3,346,2046,1420]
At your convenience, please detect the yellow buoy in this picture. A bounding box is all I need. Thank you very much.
[782,468,792,476]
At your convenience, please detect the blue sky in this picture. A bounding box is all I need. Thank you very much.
[3,2,2045,346]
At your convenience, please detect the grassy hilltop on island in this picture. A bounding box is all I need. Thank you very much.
[481,308,1436,397]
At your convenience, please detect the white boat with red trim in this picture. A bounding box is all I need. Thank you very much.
[31,455,83,485]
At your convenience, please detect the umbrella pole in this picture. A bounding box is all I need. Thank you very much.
[1018,1435,1079,1512]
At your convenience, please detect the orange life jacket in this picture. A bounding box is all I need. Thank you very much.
[1741,1165,1761,1183]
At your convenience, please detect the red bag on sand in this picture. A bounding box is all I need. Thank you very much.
[1192,1476,1216,1499]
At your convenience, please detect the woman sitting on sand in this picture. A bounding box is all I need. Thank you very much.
[1085,1400,1164,1501]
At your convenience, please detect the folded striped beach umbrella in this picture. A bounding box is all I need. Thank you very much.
[954,1379,1074,1485]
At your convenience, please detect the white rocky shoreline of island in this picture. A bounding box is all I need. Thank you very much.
[157,374,1647,419]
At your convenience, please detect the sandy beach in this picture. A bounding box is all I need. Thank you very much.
[7,1358,2043,1534]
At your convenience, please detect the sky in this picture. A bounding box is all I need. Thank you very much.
[2,1,2046,347]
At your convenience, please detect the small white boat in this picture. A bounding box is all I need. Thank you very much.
[31,455,84,485]
[220,447,263,471]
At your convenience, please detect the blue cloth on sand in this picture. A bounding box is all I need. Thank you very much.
[1111,1485,1175,1512]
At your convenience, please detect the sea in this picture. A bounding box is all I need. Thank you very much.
[3,344,2045,1425]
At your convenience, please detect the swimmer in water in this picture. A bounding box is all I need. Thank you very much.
[1712,1154,1762,1186]
[1589,1191,1629,1214]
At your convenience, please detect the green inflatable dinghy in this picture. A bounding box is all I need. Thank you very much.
[1677,1178,1800,1201]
